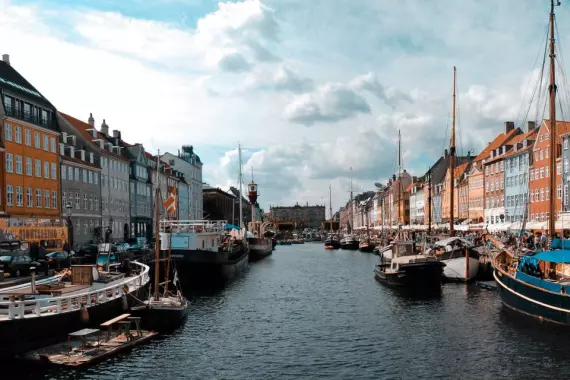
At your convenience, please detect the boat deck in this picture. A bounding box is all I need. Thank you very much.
[20,330,158,367]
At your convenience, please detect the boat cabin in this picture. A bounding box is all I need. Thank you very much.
[391,242,415,258]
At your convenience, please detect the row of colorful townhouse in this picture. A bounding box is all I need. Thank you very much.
[340,119,570,231]
[0,54,203,248]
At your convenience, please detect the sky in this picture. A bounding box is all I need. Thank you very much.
[1,0,569,217]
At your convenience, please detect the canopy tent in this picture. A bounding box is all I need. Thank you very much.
[224,223,241,231]
[531,250,570,264]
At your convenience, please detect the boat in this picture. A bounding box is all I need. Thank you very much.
[374,241,445,289]
[169,144,249,287]
[324,185,340,249]
[18,316,158,367]
[324,234,341,250]
[246,175,273,262]
[359,240,376,253]
[130,180,188,331]
[493,1,570,325]
[428,237,480,281]
[0,258,150,358]
[340,235,359,250]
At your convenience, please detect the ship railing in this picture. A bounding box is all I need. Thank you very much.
[159,219,228,234]
[0,261,150,320]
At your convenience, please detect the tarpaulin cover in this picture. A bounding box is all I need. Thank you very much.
[531,249,570,264]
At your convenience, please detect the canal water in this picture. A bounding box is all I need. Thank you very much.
[25,244,570,379]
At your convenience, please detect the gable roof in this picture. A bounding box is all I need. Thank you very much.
[0,60,54,109]
[59,112,129,161]
[474,127,521,164]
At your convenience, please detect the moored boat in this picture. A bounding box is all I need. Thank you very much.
[359,240,376,253]
[428,237,480,282]
[374,241,445,290]
[340,235,359,250]
[0,261,150,358]
[324,234,341,250]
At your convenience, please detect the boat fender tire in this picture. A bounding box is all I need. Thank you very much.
[121,290,129,311]
[80,303,89,324]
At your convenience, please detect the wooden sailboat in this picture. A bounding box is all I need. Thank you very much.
[433,67,480,282]
[324,185,341,249]
[492,0,570,325]
[131,154,188,331]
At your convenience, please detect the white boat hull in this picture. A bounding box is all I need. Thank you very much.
[441,257,479,281]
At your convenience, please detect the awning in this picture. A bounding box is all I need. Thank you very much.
[532,250,570,264]
[225,224,241,231]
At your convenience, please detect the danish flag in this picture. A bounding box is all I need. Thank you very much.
[163,188,177,217]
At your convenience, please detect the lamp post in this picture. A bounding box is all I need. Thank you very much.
[65,202,73,252]
[106,217,113,243]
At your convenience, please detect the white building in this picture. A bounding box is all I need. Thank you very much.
[162,145,203,220]
[409,183,425,225]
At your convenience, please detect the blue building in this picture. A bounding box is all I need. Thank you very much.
[504,130,535,223]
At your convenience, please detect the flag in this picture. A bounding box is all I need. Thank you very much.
[163,188,177,217]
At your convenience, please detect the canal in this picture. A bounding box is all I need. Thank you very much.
[26,243,570,379]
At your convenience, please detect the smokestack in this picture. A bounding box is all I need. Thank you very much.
[527,121,536,131]
[2,54,10,66]
[505,121,515,133]
[88,113,94,127]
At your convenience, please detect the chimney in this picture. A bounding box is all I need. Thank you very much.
[505,121,515,133]
[100,119,109,136]
[112,130,120,138]
[2,54,10,66]
[392,174,396,181]
[88,113,94,127]
[444,149,449,158]
[527,120,536,131]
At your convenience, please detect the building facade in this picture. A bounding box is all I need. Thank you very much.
[269,203,326,229]
[0,55,61,220]
[178,177,190,220]
[409,182,424,225]
[203,186,235,222]
[162,146,202,220]
[125,144,153,239]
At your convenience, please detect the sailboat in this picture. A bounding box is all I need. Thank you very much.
[493,0,570,325]
[432,67,480,282]
[247,169,274,261]
[131,161,188,330]
[324,185,341,249]
[359,199,376,252]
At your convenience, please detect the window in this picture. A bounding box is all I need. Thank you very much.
[26,188,32,207]
[558,163,562,175]
[24,157,32,176]
[6,185,13,206]
[15,186,22,207]
[24,129,31,146]
[485,166,489,176]
[94,173,99,185]
[540,168,544,178]
[35,159,41,177]
[546,187,550,200]
[565,184,569,206]
[83,194,88,210]
[545,133,550,140]
[36,189,42,208]
[43,135,48,151]
[75,167,79,181]
[14,126,21,144]
[530,169,535,181]
[62,192,66,208]
[546,166,549,178]
[43,161,49,179]
[540,150,544,160]
[82,169,87,183]
[566,139,569,150]
[540,188,545,201]
[89,194,93,211]
[4,123,12,141]
[44,190,50,208]
[88,171,93,184]
[546,149,549,158]
[558,184,563,199]
[62,165,66,180]
[75,192,80,209]
[52,191,57,209]
[5,153,12,173]
[34,132,40,148]
[68,166,73,180]
[51,163,56,180]
[535,152,539,161]
[95,196,99,211]
[50,137,56,153]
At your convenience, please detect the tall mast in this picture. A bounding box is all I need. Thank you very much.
[329,185,333,232]
[397,130,402,226]
[428,167,432,236]
[350,166,354,233]
[548,0,559,239]
[153,150,161,302]
[450,66,457,237]
[238,144,243,234]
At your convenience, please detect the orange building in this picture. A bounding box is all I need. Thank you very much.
[528,120,570,225]
[441,162,471,222]
[0,55,60,219]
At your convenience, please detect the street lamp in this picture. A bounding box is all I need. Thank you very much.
[65,202,73,252]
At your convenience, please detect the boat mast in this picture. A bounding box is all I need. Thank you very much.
[548,0,559,240]
[450,66,457,237]
[397,130,402,233]
[350,167,353,233]
[153,150,161,302]
[329,185,333,233]
[428,166,432,236]
[238,144,244,235]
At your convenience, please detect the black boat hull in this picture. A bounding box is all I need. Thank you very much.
[176,249,249,288]
[0,282,149,358]
[131,301,189,332]
[324,240,341,250]
[341,242,359,250]
[374,262,444,289]
[248,238,273,262]
[494,267,570,325]
[359,244,376,253]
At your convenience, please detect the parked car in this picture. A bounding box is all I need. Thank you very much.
[0,255,41,277]
[45,250,74,270]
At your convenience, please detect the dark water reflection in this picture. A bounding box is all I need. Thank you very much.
[18,244,570,379]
